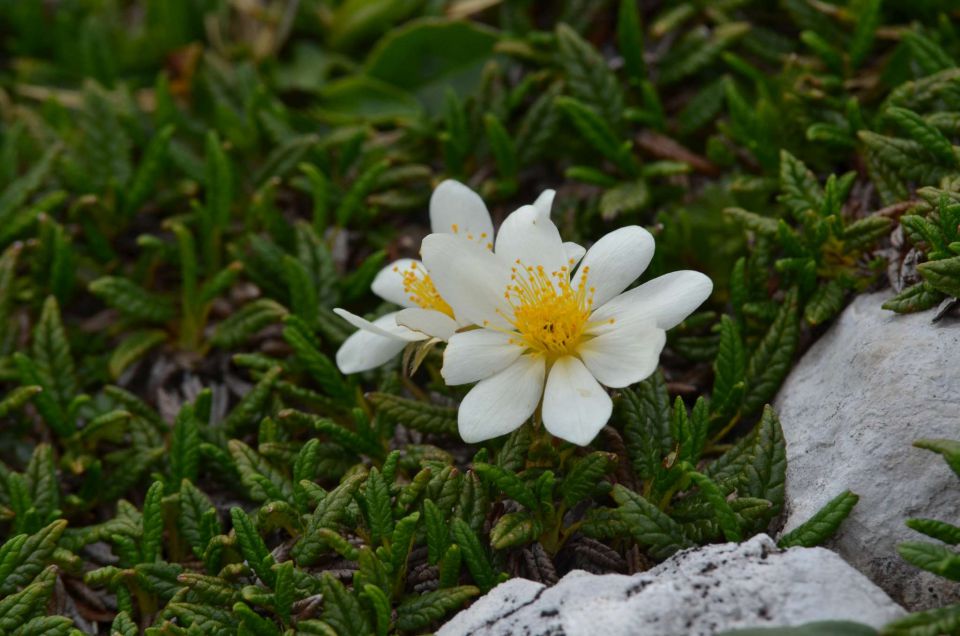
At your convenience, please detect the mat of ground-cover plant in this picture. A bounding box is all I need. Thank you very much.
[1,1,959,635]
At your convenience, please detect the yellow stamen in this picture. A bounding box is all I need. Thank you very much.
[398,262,454,318]
[498,262,597,358]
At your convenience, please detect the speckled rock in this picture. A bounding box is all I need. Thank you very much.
[437,534,903,636]
[776,291,960,610]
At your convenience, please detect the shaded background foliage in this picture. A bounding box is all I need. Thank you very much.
[0,0,959,634]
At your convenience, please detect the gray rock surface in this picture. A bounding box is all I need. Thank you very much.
[777,291,960,610]
[438,534,903,636]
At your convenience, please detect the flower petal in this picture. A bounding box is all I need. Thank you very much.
[442,328,524,385]
[335,321,411,374]
[563,241,586,268]
[589,270,714,333]
[371,259,419,308]
[420,233,513,329]
[333,308,424,342]
[395,308,459,341]
[458,354,545,443]
[574,226,655,307]
[494,204,566,276]
[532,189,555,220]
[430,179,494,244]
[542,356,612,446]
[578,322,666,388]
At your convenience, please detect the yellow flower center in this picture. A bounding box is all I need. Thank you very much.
[395,262,455,318]
[500,261,601,358]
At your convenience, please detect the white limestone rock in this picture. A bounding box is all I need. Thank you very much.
[776,291,960,609]
[438,534,903,636]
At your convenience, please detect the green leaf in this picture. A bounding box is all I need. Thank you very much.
[231,507,275,586]
[212,299,288,349]
[918,256,960,298]
[842,215,892,251]
[778,150,823,219]
[611,485,693,559]
[804,279,847,326]
[556,96,638,175]
[882,282,944,313]
[684,467,742,542]
[903,31,956,75]
[228,439,293,503]
[319,572,371,636]
[712,315,746,417]
[560,452,616,507]
[31,296,77,415]
[362,584,390,636]
[395,586,480,632]
[740,406,787,526]
[887,107,957,166]
[556,23,624,128]
[906,518,960,546]
[0,566,57,632]
[0,520,67,596]
[914,438,960,476]
[366,19,498,115]
[778,490,859,548]
[725,207,780,236]
[179,480,218,559]
[283,319,351,401]
[318,76,422,124]
[451,518,497,592]
[124,124,174,216]
[367,392,457,436]
[484,113,518,188]
[899,542,960,580]
[169,404,200,490]
[362,468,393,546]
[849,0,881,67]
[109,329,167,379]
[599,179,650,220]
[222,366,282,435]
[473,463,538,510]
[89,277,175,324]
[882,603,960,636]
[718,620,878,635]
[743,290,799,416]
[140,480,164,563]
[23,444,58,522]
[617,0,646,83]
[489,511,542,550]
[0,144,61,227]
[619,371,671,480]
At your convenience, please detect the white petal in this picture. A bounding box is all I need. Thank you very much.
[430,179,494,244]
[442,328,524,385]
[574,226,655,307]
[395,308,459,341]
[371,259,419,308]
[494,204,566,276]
[589,270,714,333]
[458,354,545,443]
[420,233,513,329]
[542,356,612,446]
[333,308,424,342]
[532,189,555,220]
[336,326,408,374]
[563,241,586,268]
[578,323,666,388]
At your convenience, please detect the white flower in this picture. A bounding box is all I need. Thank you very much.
[334,179,493,373]
[421,200,713,446]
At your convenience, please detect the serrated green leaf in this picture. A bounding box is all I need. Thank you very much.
[612,485,693,559]
[451,518,496,592]
[489,511,542,550]
[743,290,799,415]
[89,277,175,323]
[367,392,457,435]
[778,490,859,549]
[396,585,480,632]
